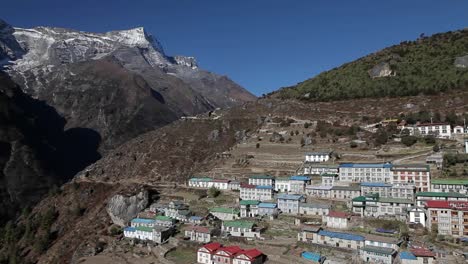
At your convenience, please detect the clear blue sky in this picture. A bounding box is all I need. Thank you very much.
[2,1,468,95]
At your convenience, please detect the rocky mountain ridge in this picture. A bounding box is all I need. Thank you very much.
[0,19,255,150]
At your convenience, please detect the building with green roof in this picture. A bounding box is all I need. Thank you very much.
[249,175,274,186]
[209,207,239,221]
[239,200,260,217]
[415,191,468,206]
[431,179,468,195]
[221,220,260,238]
[188,177,213,188]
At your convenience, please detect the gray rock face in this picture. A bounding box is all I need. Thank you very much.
[368,62,395,78]
[454,55,468,68]
[106,191,149,227]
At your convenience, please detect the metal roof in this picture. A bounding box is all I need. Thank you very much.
[301,251,323,262]
[131,218,155,224]
[258,202,277,208]
[360,182,392,188]
[277,194,304,200]
[290,175,311,181]
[318,230,364,241]
[339,163,392,168]
[400,252,417,260]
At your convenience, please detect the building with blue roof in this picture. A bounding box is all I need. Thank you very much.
[400,251,417,261]
[258,202,278,218]
[302,229,365,250]
[301,251,325,263]
[277,194,305,214]
[130,218,156,228]
[339,163,392,183]
[361,182,416,201]
[290,175,311,181]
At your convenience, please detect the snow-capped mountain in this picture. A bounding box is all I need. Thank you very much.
[0,19,255,151]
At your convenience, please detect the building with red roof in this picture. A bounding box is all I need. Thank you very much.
[197,243,265,264]
[425,200,468,237]
[323,211,351,229]
[233,249,265,264]
[408,247,436,264]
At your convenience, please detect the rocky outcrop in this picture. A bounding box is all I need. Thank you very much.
[106,190,149,227]
[368,62,395,78]
[172,55,198,69]
[454,55,468,68]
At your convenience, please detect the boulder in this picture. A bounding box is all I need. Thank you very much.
[454,55,468,68]
[106,190,148,227]
[368,62,395,78]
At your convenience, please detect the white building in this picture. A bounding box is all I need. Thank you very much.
[240,184,273,201]
[305,151,332,163]
[339,163,392,183]
[274,177,291,192]
[277,194,305,214]
[248,175,274,186]
[221,221,261,238]
[299,203,330,216]
[412,123,452,138]
[188,177,213,188]
[323,211,351,229]
[211,179,231,190]
[123,225,172,244]
[303,164,339,175]
[408,207,426,227]
[453,125,465,134]
[431,179,468,194]
[321,173,338,186]
[184,225,214,243]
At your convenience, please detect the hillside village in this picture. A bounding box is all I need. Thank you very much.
[116,118,468,264]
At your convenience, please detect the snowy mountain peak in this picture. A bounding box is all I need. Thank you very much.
[104,27,164,53]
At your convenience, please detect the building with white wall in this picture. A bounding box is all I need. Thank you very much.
[305,151,332,163]
[339,163,392,183]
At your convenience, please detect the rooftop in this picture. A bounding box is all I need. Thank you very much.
[218,246,242,256]
[258,202,277,208]
[431,179,468,185]
[364,234,400,244]
[300,202,330,209]
[417,122,449,127]
[301,251,323,262]
[425,200,468,210]
[249,175,274,179]
[237,249,263,260]
[190,177,212,182]
[240,200,261,206]
[391,164,430,171]
[379,198,414,204]
[186,225,211,233]
[410,248,436,257]
[223,220,254,229]
[360,182,392,188]
[201,242,222,253]
[331,185,361,191]
[305,151,332,155]
[290,175,311,181]
[318,230,364,241]
[306,185,333,190]
[400,251,417,260]
[131,218,155,224]
[340,163,392,169]
[416,192,467,198]
[256,185,273,190]
[277,194,304,200]
[327,211,350,218]
[135,226,153,232]
[155,215,173,221]
[210,207,240,214]
[305,163,339,168]
[361,246,395,255]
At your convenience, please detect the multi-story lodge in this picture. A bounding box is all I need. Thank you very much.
[425,200,468,237]
[188,177,240,190]
[352,194,414,220]
[339,163,392,183]
[258,202,279,217]
[124,225,172,244]
[240,200,260,218]
[277,194,305,214]
[298,228,364,250]
[413,123,452,138]
[323,211,351,229]
[304,151,332,163]
[274,176,310,193]
[360,182,415,200]
[415,192,468,207]
[240,184,274,201]
[391,164,430,192]
[321,173,338,186]
[305,185,361,201]
[248,175,274,186]
[303,163,339,176]
[431,179,468,194]
[360,234,401,264]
